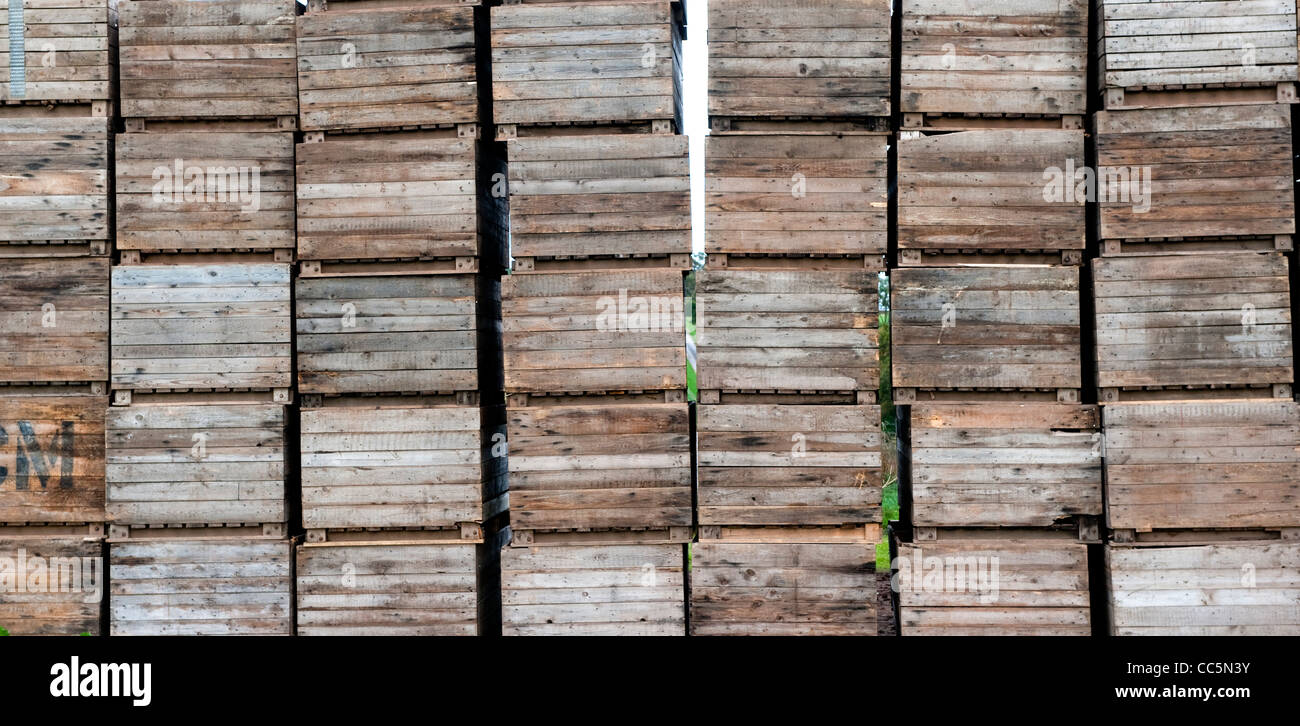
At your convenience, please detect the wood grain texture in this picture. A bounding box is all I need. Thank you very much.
[0,395,105,524]
[897,540,1091,635]
[696,269,878,392]
[891,266,1082,389]
[1103,401,1300,530]
[116,131,295,252]
[899,129,1086,253]
[1092,253,1293,389]
[1107,542,1300,635]
[909,403,1102,527]
[1095,105,1294,242]
[901,0,1088,115]
[296,4,477,131]
[502,269,686,394]
[705,134,887,257]
[502,543,685,636]
[296,274,490,395]
[507,402,691,532]
[1097,0,1298,91]
[691,541,877,635]
[506,134,690,261]
[491,0,682,126]
[0,536,103,635]
[297,135,484,263]
[707,0,891,118]
[697,404,882,527]
[106,403,286,526]
[0,115,110,246]
[119,0,297,119]
[0,0,115,102]
[111,263,292,392]
[301,404,500,530]
[297,542,482,636]
[0,257,108,384]
[109,538,292,635]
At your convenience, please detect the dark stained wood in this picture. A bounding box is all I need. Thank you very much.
[0,257,108,384]
[0,535,103,635]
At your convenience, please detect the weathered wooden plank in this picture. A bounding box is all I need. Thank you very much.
[901,0,1088,115]
[109,537,292,635]
[0,116,110,249]
[119,0,298,119]
[0,395,105,524]
[0,0,115,103]
[898,540,1091,635]
[0,535,103,635]
[501,543,685,636]
[708,0,891,119]
[0,257,108,384]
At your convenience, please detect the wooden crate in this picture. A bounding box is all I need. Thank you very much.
[296,274,494,396]
[690,541,877,635]
[1103,401,1300,532]
[297,540,497,636]
[508,402,691,533]
[109,537,292,635]
[0,395,106,525]
[506,134,690,270]
[296,134,505,273]
[1095,105,1294,251]
[900,0,1088,120]
[0,257,108,385]
[502,543,685,636]
[0,535,103,635]
[116,131,295,254]
[697,404,881,528]
[105,403,286,528]
[0,113,110,255]
[707,0,890,122]
[1093,253,1293,398]
[491,1,682,129]
[502,269,686,395]
[110,263,293,397]
[1098,0,1299,106]
[118,0,297,121]
[1107,542,1300,635]
[0,0,116,103]
[909,403,1102,528]
[301,402,505,532]
[896,540,1091,635]
[697,269,878,395]
[704,134,886,261]
[898,129,1086,262]
[891,266,1082,398]
[297,4,476,132]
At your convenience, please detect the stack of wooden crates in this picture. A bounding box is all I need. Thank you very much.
[291,0,506,636]
[892,0,1099,635]
[493,0,692,635]
[1092,0,1300,635]
[104,0,299,635]
[693,0,888,635]
[0,0,115,635]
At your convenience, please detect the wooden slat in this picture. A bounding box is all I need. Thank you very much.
[0,0,114,103]
[891,266,1082,390]
[910,403,1102,527]
[0,395,106,524]
[1103,401,1300,530]
[1092,253,1294,389]
[705,134,887,256]
[109,538,292,635]
[1107,542,1300,635]
[901,0,1088,116]
[0,536,103,635]
[697,404,882,527]
[898,540,1091,635]
[0,116,110,247]
[707,0,891,119]
[508,402,691,532]
[118,0,298,119]
[501,543,685,636]
[0,257,108,384]
[106,403,286,527]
